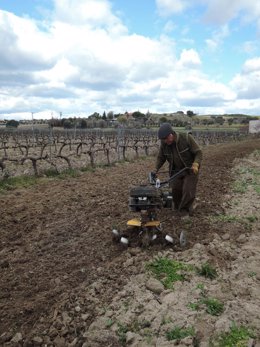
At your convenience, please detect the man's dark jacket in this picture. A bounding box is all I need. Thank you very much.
[155,132,202,174]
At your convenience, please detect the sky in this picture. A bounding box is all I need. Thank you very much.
[0,0,260,120]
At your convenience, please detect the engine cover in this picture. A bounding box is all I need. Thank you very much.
[129,185,162,211]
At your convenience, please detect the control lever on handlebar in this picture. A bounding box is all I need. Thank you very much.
[155,178,161,188]
[149,167,190,187]
[148,171,157,184]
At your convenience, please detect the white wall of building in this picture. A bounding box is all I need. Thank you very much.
[249,120,260,133]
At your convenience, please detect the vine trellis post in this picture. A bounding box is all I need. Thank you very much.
[117,127,125,160]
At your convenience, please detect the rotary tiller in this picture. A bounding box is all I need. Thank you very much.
[112,168,189,247]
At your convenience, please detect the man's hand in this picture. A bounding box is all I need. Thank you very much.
[191,162,199,175]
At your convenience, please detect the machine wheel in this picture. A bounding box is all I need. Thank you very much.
[165,234,174,244]
[112,229,120,243]
[179,230,187,247]
[120,236,129,247]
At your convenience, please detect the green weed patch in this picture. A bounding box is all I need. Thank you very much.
[210,324,256,347]
[209,214,257,231]
[146,257,194,289]
[196,262,218,279]
[188,283,224,316]
[202,297,224,316]
[0,175,37,193]
[232,166,260,194]
[166,326,195,340]
[0,168,81,193]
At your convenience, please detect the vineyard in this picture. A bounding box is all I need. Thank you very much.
[0,134,259,346]
[0,128,248,178]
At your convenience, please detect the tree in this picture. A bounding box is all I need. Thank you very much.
[79,119,88,129]
[97,120,106,128]
[215,116,225,126]
[117,115,127,124]
[63,119,74,129]
[107,111,114,120]
[6,119,19,128]
[159,116,168,123]
[187,110,195,117]
[228,118,234,126]
[89,112,101,119]
[132,111,145,119]
[48,118,62,128]
[240,118,250,124]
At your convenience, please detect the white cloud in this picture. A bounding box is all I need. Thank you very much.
[156,0,260,29]
[205,25,230,52]
[162,20,176,34]
[178,49,201,68]
[0,11,54,69]
[201,0,260,27]
[178,79,236,106]
[241,41,259,55]
[230,57,260,100]
[242,57,260,73]
[1,0,260,119]
[156,0,188,16]
[36,58,79,83]
[202,0,244,24]
[53,0,127,34]
[0,3,178,108]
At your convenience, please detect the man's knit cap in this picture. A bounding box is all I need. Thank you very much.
[158,123,174,139]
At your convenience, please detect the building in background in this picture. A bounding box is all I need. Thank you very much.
[249,120,260,133]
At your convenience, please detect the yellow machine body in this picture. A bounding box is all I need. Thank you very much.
[127,218,161,228]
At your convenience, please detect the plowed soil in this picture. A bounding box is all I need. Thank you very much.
[0,138,259,346]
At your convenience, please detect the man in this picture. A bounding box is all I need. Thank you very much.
[154,123,202,216]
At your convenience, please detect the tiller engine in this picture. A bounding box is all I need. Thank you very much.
[112,168,188,247]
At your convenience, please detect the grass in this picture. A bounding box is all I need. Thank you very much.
[166,326,195,341]
[188,297,224,316]
[210,214,257,231]
[188,283,224,316]
[0,168,83,193]
[212,214,241,223]
[161,316,173,325]
[117,323,128,346]
[45,168,81,179]
[146,257,194,289]
[196,283,205,291]
[192,126,241,132]
[232,165,260,194]
[201,297,224,316]
[188,302,200,311]
[0,165,96,193]
[0,175,38,193]
[116,319,152,346]
[232,179,249,194]
[196,262,218,280]
[245,215,258,223]
[255,185,260,194]
[210,324,256,347]
[0,155,144,193]
[105,318,114,328]
[123,299,130,312]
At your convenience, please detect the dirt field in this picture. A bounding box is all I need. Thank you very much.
[0,137,259,346]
